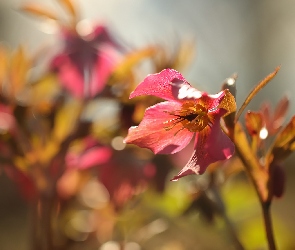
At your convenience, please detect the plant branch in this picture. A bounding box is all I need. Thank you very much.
[262,202,277,250]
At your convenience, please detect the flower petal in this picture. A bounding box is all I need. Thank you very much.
[171,109,234,180]
[130,68,191,101]
[89,46,118,97]
[201,91,227,111]
[124,101,194,154]
[51,54,84,98]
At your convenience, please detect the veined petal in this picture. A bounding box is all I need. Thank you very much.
[124,101,194,154]
[201,91,226,111]
[130,68,191,101]
[171,109,234,180]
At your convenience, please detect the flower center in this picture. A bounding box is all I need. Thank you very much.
[164,101,210,133]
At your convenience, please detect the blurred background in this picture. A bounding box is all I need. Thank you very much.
[0,0,294,249]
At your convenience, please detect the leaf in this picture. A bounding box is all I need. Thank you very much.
[0,45,8,84]
[109,46,157,102]
[58,0,77,22]
[235,66,280,122]
[29,73,61,110]
[155,40,196,72]
[174,40,196,70]
[234,122,269,201]
[245,111,264,153]
[245,111,264,136]
[273,95,289,130]
[267,115,295,163]
[21,4,59,21]
[9,46,31,96]
[110,46,157,83]
[53,100,82,142]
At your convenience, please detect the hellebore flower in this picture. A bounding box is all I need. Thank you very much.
[124,69,235,180]
[51,25,121,98]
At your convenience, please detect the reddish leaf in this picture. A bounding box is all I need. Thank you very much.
[267,115,295,163]
[245,111,264,136]
[272,96,289,132]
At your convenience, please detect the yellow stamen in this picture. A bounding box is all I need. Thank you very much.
[163,101,210,133]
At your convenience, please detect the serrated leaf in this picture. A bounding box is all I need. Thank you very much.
[234,122,269,201]
[21,4,59,21]
[267,115,295,163]
[235,66,280,122]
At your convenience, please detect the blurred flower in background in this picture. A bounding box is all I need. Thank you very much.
[0,0,295,250]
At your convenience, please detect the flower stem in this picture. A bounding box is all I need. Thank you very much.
[262,202,277,250]
[31,194,55,250]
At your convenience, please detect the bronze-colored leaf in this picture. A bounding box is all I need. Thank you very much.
[152,40,195,73]
[20,4,59,21]
[0,45,8,85]
[110,47,157,82]
[58,0,78,22]
[29,73,61,111]
[234,122,269,201]
[245,111,264,153]
[267,115,295,163]
[235,66,280,122]
[245,111,264,136]
[53,100,82,142]
[109,47,157,101]
[9,46,31,96]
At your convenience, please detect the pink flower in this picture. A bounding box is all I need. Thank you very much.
[51,25,121,98]
[124,69,235,180]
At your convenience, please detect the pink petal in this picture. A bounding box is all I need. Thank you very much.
[124,101,194,154]
[66,147,112,170]
[89,46,119,97]
[172,109,234,180]
[200,91,226,110]
[52,55,84,98]
[78,147,112,169]
[52,46,119,98]
[130,69,191,101]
